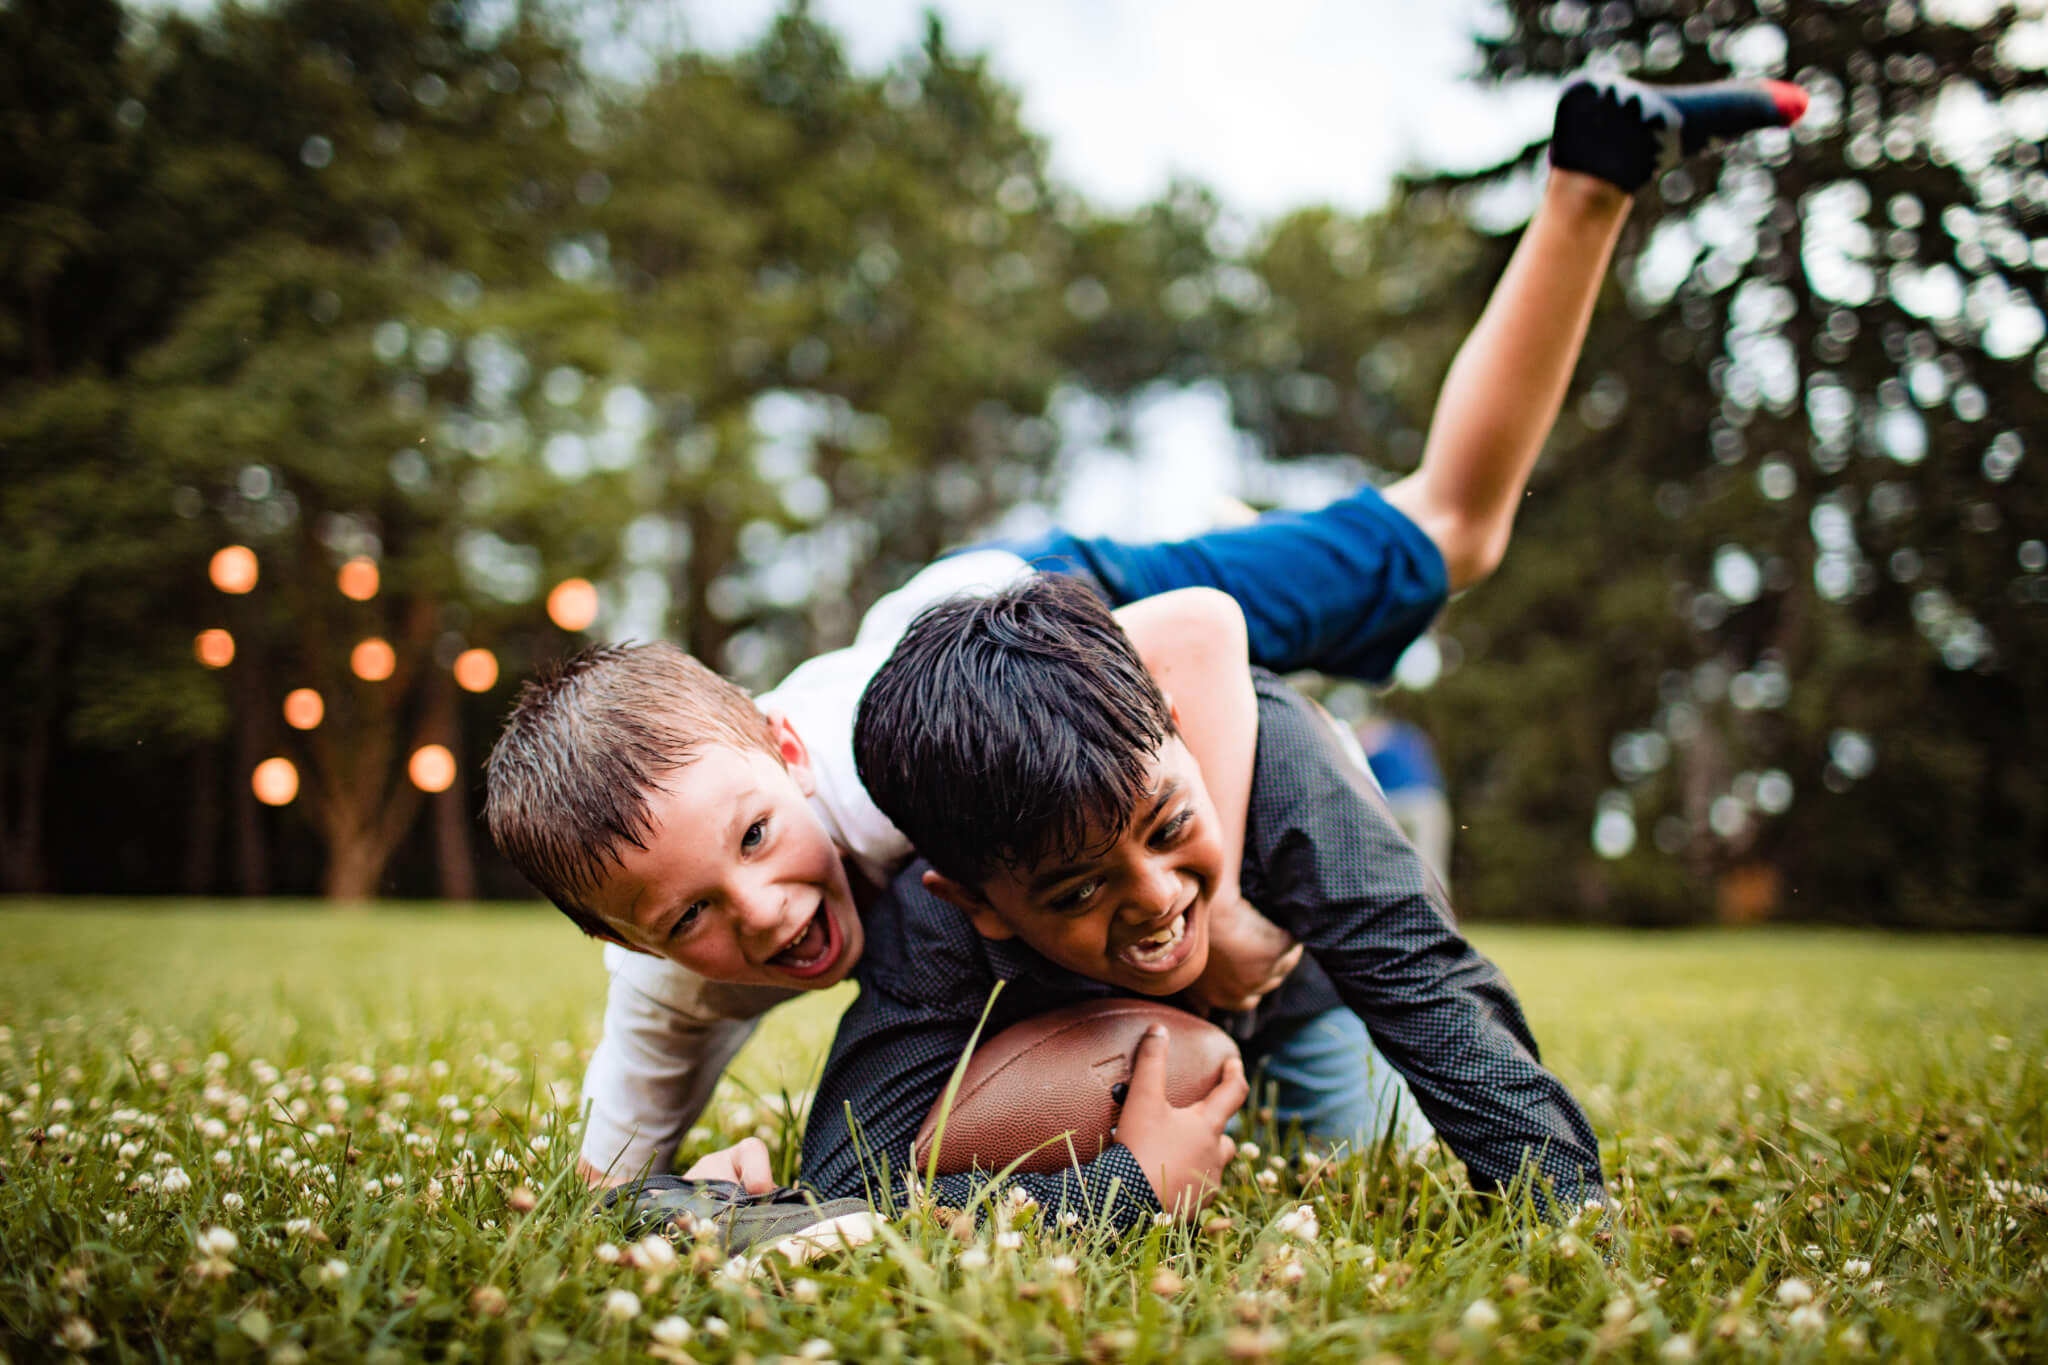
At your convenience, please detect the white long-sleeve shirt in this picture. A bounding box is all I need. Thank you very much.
[576,550,1032,1178]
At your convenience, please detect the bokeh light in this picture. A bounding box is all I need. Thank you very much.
[194,629,235,669]
[209,546,258,594]
[547,578,599,631]
[408,744,456,793]
[452,647,499,692]
[251,757,299,806]
[282,688,324,730]
[338,557,380,601]
[350,638,396,682]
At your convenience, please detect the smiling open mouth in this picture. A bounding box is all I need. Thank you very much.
[770,902,842,979]
[1116,906,1196,974]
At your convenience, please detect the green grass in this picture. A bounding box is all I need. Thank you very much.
[2,903,2044,1363]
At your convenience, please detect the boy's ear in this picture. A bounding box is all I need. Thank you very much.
[762,709,815,796]
[921,868,1014,941]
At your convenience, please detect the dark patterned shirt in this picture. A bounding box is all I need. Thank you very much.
[800,671,1608,1228]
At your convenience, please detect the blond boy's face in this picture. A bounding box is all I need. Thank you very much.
[588,717,865,991]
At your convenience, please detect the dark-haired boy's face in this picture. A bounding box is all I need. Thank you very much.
[587,718,866,991]
[924,734,1226,997]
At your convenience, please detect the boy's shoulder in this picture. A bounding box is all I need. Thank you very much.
[856,861,1097,1021]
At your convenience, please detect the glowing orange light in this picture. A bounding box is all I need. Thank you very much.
[251,757,299,806]
[547,578,599,631]
[350,637,396,682]
[452,647,499,693]
[282,688,325,730]
[195,629,236,669]
[408,743,457,794]
[337,557,380,601]
[209,545,259,594]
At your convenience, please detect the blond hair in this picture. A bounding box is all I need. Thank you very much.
[484,642,779,934]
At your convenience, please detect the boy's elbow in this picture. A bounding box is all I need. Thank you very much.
[1436,520,1511,594]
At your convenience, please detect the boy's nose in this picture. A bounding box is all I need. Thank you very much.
[1119,863,1181,922]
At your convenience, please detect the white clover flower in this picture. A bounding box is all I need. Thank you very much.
[791,1278,820,1304]
[1047,1254,1078,1277]
[799,1339,833,1361]
[604,1289,642,1320]
[117,1141,141,1163]
[702,1316,729,1338]
[1151,1211,1174,1228]
[151,1151,175,1166]
[1056,1211,1080,1229]
[1803,1243,1824,1262]
[159,1166,193,1195]
[1274,1205,1320,1242]
[1658,1335,1697,1362]
[200,1118,228,1141]
[650,1316,691,1346]
[1005,1187,1038,1213]
[994,1230,1022,1250]
[197,1226,239,1258]
[957,1247,990,1271]
[1461,1299,1500,1332]
[1775,1277,1815,1307]
[594,1242,621,1265]
[56,1316,101,1351]
[108,1212,130,1232]
[1255,1168,1281,1191]
[632,1235,679,1271]
[1788,1302,1827,1334]
[1237,1143,1261,1162]
[1843,1258,1871,1279]
[318,1259,347,1286]
[269,1342,308,1365]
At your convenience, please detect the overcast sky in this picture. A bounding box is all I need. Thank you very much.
[661,0,1557,219]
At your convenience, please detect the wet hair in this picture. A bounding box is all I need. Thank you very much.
[853,573,1176,890]
[484,642,778,935]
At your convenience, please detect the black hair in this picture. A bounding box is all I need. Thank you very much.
[853,573,1177,889]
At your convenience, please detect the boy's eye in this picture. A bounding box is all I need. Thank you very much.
[1053,879,1102,912]
[741,819,767,852]
[669,901,708,939]
[1154,809,1193,845]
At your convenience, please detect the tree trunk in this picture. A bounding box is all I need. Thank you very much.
[183,744,220,893]
[0,722,49,893]
[427,681,477,902]
[230,623,270,897]
[322,822,386,902]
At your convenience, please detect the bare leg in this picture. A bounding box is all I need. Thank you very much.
[1382,168,1630,592]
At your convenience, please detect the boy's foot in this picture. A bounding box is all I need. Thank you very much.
[602,1174,873,1256]
[1550,72,1809,193]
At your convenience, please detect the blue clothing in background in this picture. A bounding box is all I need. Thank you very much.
[1365,719,1446,797]
[991,484,1448,685]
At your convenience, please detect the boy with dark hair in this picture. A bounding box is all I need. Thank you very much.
[796,573,1605,1224]
[484,72,1803,1199]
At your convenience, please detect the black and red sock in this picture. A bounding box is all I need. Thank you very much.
[1550,72,1809,193]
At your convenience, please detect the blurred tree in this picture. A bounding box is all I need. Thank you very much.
[0,0,229,891]
[1389,0,2047,928]
[6,0,1212,898]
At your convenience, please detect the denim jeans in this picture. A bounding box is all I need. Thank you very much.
[1243,1008,1437,1151]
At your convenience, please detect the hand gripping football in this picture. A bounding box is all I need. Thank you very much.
[912,998,1239,1176]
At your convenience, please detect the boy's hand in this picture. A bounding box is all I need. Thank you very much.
[1189,894,1302,1014]
[683,1137,776,1194]
[1114,1025,1248,1218]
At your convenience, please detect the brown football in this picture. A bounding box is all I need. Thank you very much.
[911,998,1239,1176]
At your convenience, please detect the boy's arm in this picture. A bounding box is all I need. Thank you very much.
[1243,676,1608,1218]
[576,948,792,1187]
[1115,588,1301,1011]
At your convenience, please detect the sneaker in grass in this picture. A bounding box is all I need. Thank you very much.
[602,1175,874,1257]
